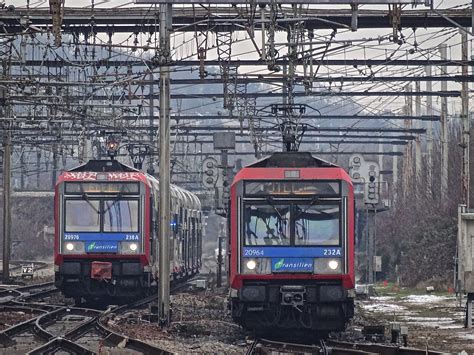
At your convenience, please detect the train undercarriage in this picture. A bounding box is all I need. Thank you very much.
[55,260,151,302]
[230,280,354,333]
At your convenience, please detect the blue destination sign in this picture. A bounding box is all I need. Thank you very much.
[64,233,139,242]
[86,241,118,253]
[272,258,313,273]
[243,247,342,258]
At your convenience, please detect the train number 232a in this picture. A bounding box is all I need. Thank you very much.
[324,249,341,256]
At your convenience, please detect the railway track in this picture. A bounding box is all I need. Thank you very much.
[0,281,57,305]
[0,297,172,354]
[246,337,446,355]
[0,281,196,354]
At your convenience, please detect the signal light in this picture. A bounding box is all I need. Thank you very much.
[106,136,120,159]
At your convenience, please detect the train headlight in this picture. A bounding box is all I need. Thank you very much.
[62,242,85,254]
[328,260,339,270]
[314,258,343,274]
[120,242,140,254]
[242,258,271,274]
[246,260,257,270]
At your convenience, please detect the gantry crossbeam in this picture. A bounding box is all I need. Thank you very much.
[0,7,471,33]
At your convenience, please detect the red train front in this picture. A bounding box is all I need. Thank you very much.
[228,152,355,333]
[54,159,202,303]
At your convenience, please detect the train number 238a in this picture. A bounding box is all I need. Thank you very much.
[125,235,139,241]
[324,249,342,256]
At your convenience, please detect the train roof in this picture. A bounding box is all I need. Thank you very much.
[246,152,337,168]
[68,160,138,172]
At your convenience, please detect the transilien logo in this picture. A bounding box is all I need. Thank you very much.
[274,258,285,270]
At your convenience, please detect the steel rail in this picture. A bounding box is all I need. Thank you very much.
[326,340,446,355]
[0,282,56,305]
[27,337,94,355]
[248,337,446,355]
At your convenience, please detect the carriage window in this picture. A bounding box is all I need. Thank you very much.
[103,200,139,232]
[65,200,100,232]
[294,204,340,246]
[244,204,290,246]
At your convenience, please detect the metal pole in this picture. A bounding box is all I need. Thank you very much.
[149,72,155,175]
[2,127,12,283]
[378,139,384,194]
[425,64,433,196]
[415,81,422,184]
[467,295,473,328]
[472,0,474,31]
[461,30,470,208]
[403,84,413,197]
[158,2,172,327]
[221,149,229,210]
[392,143,398,201]
[52,143,58,189]
[36,149,41,189]
[367,209,375,284]
[457,204,466,308]
[217,236,223,288]
[440,44,449,200]
[260,7,265,60]
[20,151,25,190]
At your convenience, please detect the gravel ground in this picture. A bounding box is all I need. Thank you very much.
[105,287,249,354]
[355,292,474,353]
[5,266,472,354]
[105,287,474,354]
[0,311,36,332]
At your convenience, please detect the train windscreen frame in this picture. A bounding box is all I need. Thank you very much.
[64,198,140,233]
[243,200,341,247]
[63,182,141,233]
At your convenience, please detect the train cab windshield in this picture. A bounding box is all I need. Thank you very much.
[294,204,339,246]
[243,180,342,247]
[245,205,290,246]
[63,182,140,233]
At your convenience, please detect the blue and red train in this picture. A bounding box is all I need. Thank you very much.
[54,159,202,303]
[228,152,355,333]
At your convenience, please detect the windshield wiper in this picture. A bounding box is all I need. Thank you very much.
[265,197,288,239]
[295,196,321,219]
[81,193,100,214]
[102,183,129,214]
[102,193,124,215]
